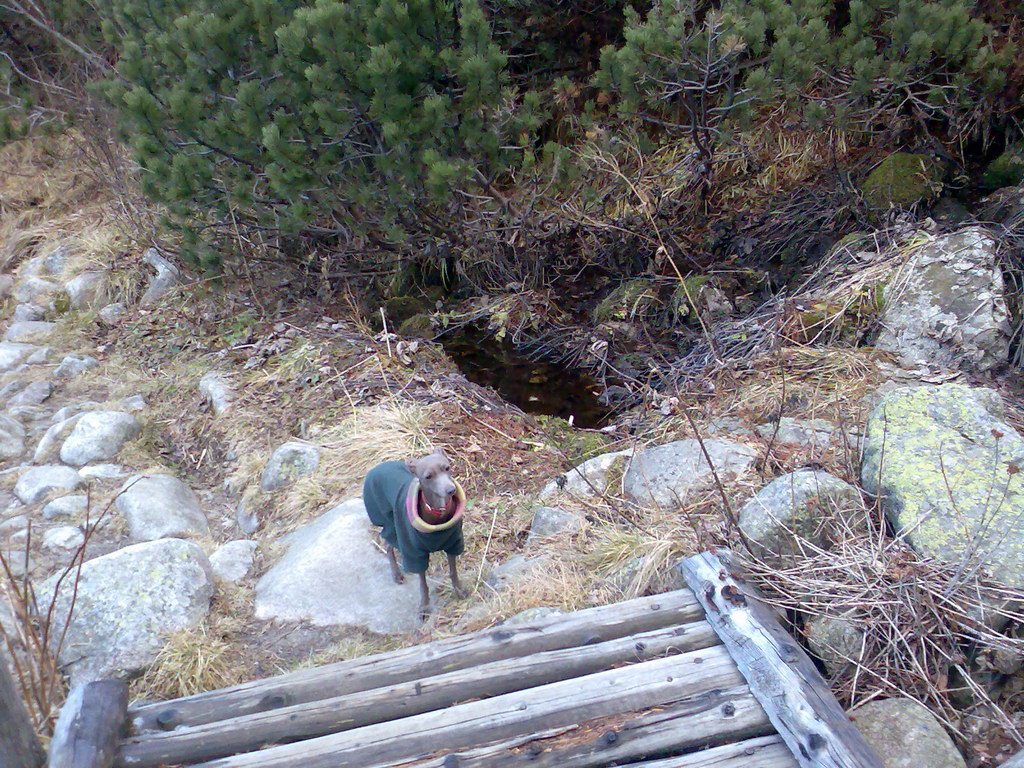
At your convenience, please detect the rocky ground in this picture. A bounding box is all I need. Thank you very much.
[2,142,1024,767]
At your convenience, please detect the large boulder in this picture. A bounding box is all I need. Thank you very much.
[115,474,209,541]
[624,439,757,508]
[851,698,966,768]
[0,414,26,460]
[862,385,1024,590]
[59,411,141,466]
[39,538,214,685]
[14,465,83,504]
[254,499,423,634]
[539,450,632,501]
[875,228,1010,372]
[260,441,320,492]
[738,470,867,559]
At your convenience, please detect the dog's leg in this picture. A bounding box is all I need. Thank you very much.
[386,545,405,584]
[418,572,430,621]
[448,554,467,599]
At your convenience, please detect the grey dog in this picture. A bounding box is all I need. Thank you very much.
[363,448,467,619]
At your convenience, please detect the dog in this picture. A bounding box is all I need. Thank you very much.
[363,448,467,619]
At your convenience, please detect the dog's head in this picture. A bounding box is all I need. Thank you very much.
[407,448,457,509]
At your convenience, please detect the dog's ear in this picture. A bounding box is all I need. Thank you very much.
[405,457,419,474]
[431,447,448,460]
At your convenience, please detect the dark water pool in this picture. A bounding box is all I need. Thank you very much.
[440,325,613,428]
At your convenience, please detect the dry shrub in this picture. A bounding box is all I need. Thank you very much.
[133,624,251,700]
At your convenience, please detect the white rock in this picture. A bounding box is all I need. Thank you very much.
[0,342,37,372]
[43,494,88,520]
[140,249,182,307]
[623,439,757,508]
[64,271,108,311]
[210,540,258,583]
[59,411,141,466]
[39,538,214,686]
[254,499,423,634]
[116,474,208,541]
[121,395,147,412]
[526,506,583,545]
[25,346,52,364]
[4,321,56,344]
[540,450,633,501]
[42,526,84,552]
[0,414,26,460]
[260,441,320,492]
[34,414,83,463]
[199,372,233,416]
[78,464,124,480]
[13,277,60,306]
[14,465,83,504]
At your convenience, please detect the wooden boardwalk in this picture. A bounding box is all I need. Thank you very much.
[47,551,883,768]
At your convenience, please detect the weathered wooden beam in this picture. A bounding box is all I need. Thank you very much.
[400,684,774,768]
[0,655,45,768]
[678,550,883,768]
[120,622,719,767]
[49,680,128,768]
[188,646,743,768]
[129,590,702,732]
[621,734,798,767]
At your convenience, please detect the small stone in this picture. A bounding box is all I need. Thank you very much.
[12,304,44,322]
[121,395,147,412]
[42,526,84,552]
[0,275,13,299]
[0,414,26,460]
[526,506,583,545]
[7,381,53,408]
[25,347,52,364]
[97,303,126,326]
[43,494,89,520]
[503,606,566,625]
[6,405,50,425]
[78,464,124,480]
[260,441,320,492]
[0,515,29,538]
[64,271,108,311]
[0,342,37,372]
[755,417,836,447]
[140,249,182,307]
[484,554,549,593]
[706,416,755,438]
[15,465,84,504]
[53,354,99,379]
[199,372,233,416]
[209,540,258,583]
[5,321,56,344]
[539,450,632,501]
[805,610,865,674]
[59,411,141,466]
[116,474,208,541]
[13,277,60,307]
[851,698,966,768]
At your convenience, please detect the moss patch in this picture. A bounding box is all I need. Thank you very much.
[980,147,1024,190]
[860,153,942,210]
[593,278,659,323]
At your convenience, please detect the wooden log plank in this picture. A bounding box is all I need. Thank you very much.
[622,734,798,768]
[49,680,128,768]
[0,656,45,768]
[399,684,774,768]
[120,622,719,768]
[129,590,703,732]
[187,646,742,768]
[679,551,883,768]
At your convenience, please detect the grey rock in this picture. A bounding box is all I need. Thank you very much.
[254,498,422,634]
[6,381,53,408]
[54,354,99,379]
[199,372,233,416]
[1001,749,1024,768]
[235,497,259,535]
[260,441,320,492]
[504,606,566,625]
[706,416,755,438]
[624,439,757,508]
[39,538,213,686]
[0,514,29,537]
[51,402,100,423]
[42,526,84,552]
[97,303,126,326]
[116,474,208,541]
[209,539,257,582]
[526,506,583,545]
[806,610,865,674]
[863,385,1024,591]
[13,277,61,306]
[739,470,867,560]
[484,554,549,594]
[755,417,836,447]
[0,275,12,299]
[540,450,632,501]
[15,465,83,504]
[140,248,182,307]
[5,321,56,344]
[121,395,147,412]
[851,698,966,768]
[43,494,88,520]
[0,342,37,372]
[34,414,83,463]
[64,271,108,311]
[876,228,1010,371]
[32,245,72,277]
[78,464,124,480]
[25,346,52,364]
[0,414,26,460]
[12,304,44,322]
[59,411,141,466]
[6,405,49,425]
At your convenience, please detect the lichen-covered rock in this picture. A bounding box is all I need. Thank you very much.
[805,610,865,674]
[116,474,208,541]
[755,417,836,447]
[526,506,583,545]
[0,414,26,460]
[255,499,422,633]
[398,313,434,339]
[862,385,1024,590]
[14,465,83,504]
[39,538,214,686]
[739,470,867,559]
[60,411,141,466]
[64,271,108,311]
[851,698,966,768]
[210,540,258,583]
[860,152,942,210]
[199,372,233,416]
[539,450,632,501]
[875,228,1010,371]
[54,354,99,379]
[593,279,659,323]
[260,441,320,492]
[624,439,757,508]
[4,321,56,344]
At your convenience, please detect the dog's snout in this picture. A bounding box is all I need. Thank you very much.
[443,479,457,498]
